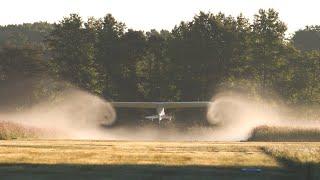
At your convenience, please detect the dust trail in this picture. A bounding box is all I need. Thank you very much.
[0,88,116,139]
[1,87,320,141]
[206,92,320,141]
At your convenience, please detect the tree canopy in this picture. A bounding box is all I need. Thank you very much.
[0,9,319,108]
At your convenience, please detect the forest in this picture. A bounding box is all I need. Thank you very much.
[0,9,319,110]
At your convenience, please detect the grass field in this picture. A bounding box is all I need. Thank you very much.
[0,140,319,180]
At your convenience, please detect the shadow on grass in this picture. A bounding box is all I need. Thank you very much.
[0,163,301,180]
[261,147,320,180]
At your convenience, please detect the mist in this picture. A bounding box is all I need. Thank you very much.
[99,91,320,141]
[1,88,320,141]
[0,88,116,139]
[206,92,320,140]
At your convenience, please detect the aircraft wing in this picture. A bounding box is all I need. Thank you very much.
[111,102,159,108]
[111,102,211,109]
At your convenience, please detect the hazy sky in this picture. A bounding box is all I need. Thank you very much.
[1,0,319,34]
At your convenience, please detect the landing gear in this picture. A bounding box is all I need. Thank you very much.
[158,115,174,127]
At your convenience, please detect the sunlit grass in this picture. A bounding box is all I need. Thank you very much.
[249,126,320,142]
[262,144,320,165]
[0,121,40,140]
[262,144,320,179]
[0,140,318,179]
[0,140,282,167]
[0,140,318,168]
[0,121,64,140]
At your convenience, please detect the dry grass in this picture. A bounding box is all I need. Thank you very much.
[0,140,280,167]
[262,144,320,179]
[0,121,63,140]
[0,121,40,140]
[262,144,320,165]
[248,125,320,142]
[0,140,318,179]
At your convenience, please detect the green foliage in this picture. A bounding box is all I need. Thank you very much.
[95,14,126,98]
[0,45,47,110]
[290,51,320,103]
[47,14,101,94]
[293,25,320,51]
[0,9,320,106]
[242,9,289,97]
[0,22,53,49]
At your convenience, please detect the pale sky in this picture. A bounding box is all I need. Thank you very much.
[1,0,319,34]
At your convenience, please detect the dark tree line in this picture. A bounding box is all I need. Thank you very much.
[0,9,320,109]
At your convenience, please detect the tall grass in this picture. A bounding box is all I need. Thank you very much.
[248,126,320,142]
[0,121,42,140]
[262,145,320,180]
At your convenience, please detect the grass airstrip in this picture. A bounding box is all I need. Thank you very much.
[0,140,319,180]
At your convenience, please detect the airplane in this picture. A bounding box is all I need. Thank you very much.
[111,102,211,124]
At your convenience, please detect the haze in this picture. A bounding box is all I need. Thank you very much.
[1,0,319,33]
